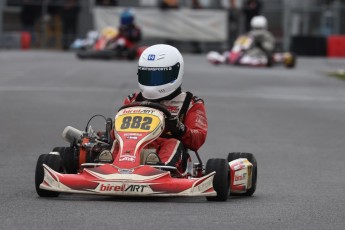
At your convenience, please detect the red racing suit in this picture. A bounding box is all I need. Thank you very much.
[112,90,208,167]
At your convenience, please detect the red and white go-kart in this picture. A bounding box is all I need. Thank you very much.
[35,102,257,201]
[207,34,296,68]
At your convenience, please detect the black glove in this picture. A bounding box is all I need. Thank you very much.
[164,117,186,139]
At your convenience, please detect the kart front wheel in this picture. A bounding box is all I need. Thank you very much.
[227,152,257,196]
[205,158,230,201]
[127,48,137,60]
[52,147,79,174]
[35,153,64,197]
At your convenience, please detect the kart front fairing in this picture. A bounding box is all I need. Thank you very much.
[229,35,254,64]
[39,105,217,197]
[228,35,268,66]
[40,164,216,196]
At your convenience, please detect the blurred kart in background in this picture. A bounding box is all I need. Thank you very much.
[72,27,146,60]
[207,34,296,68]
[70,30,100,51]
[35,102,257,201]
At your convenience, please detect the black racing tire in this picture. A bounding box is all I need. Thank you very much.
[205,158,230,201]
[35,154,64,197]
[52,147,79,174]
[76,51,88,60]
[127,48,137,60]
[227,152,257,196]
[266,55,274,67]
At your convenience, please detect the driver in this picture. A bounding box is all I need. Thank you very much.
[110,44,208,170]
[245,15,276,65]
[206,15,276,66]
[106,8,142,52]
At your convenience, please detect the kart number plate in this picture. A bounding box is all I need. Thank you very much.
[115,114,160,132]
[235,36,252,48]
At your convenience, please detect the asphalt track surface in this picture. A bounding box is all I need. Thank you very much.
[0,51,344,230]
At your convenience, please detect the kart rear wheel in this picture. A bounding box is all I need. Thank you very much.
[76,51,88,60]
[127,48,137,60]
[35,153,64,197]
[227,152,257,196]
[52,147,79,174]
[205,158,230,201]
[266,55,274,67]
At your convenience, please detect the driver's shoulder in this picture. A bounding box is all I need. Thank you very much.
[124,92,142,104]
[192,95,204,104]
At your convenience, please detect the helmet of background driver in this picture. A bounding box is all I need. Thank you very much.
[137,44,184,100]
[120,8,134,26]
[250,15,268,30]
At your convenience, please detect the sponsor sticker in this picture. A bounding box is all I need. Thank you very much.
[148,54,155,61]
[44,171,56,185]
[196,179,213,192]
[118,168,134,174]
[195,114,207,128]
[138,66,172,71]
[165,105,180,114]
[233,169,247,185]
[122,109,155,114]
[119,156,136,162]
[97,183,152,193]
[124,133,142,136]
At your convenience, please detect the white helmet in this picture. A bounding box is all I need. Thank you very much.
[250,15,268,30]
[138,44,184,100]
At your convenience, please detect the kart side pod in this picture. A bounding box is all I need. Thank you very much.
[229,158,253,194]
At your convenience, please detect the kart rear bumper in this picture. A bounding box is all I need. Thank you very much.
[40,164,217,197]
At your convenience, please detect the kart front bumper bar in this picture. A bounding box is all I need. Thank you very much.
[40,164,217,197]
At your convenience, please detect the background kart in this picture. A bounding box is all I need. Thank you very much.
[207,34,296,68]
[73,27,146,61]
[76,47,147,61]
[35,102,257,201]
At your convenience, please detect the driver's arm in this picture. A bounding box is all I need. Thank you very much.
[180,99,208,151]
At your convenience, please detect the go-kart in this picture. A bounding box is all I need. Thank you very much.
[207,34,296,68]
[70,30,100,51]
[76,39,147,61]
[35,102,257,201]
[74,27,146,61]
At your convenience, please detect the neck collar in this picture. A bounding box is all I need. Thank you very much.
[143,87,182,102]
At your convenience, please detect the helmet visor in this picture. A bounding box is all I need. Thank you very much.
[138,63,180,86]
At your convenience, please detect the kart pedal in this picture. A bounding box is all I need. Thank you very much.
[145,153,162,165]
[96,150,113,163]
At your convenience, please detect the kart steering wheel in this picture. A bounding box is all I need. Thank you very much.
[118,102,171,119]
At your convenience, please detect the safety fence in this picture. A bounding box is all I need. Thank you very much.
[1,0,345,56]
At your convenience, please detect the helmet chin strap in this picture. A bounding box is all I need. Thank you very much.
[143,86,182,102]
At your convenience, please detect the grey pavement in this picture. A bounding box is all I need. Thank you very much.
[0,51,344,230]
